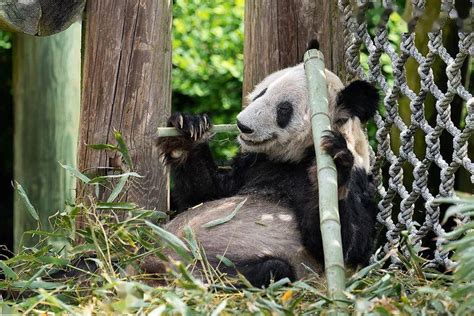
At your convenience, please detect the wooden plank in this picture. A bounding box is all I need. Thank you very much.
[0,0,85,36]
[243,0,345,99]
[77,0,172,217]
[13,23,81,249]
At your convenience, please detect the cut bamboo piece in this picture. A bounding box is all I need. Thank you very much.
[157,124,238,137]
[304,49,346,303]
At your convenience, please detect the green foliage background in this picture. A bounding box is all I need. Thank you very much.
[172,0,244,161]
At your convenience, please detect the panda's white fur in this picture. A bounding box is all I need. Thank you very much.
[238,63,369,170]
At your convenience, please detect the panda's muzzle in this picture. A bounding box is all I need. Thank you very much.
[239,133,277,146]
[237,120,254,134]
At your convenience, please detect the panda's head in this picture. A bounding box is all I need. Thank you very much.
[236,64,344,162]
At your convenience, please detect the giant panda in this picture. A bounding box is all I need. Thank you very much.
[153,62,379,287]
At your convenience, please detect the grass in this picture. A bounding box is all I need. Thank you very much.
[1,135,473,315]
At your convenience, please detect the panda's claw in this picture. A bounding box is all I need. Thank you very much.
[178,114,184,129]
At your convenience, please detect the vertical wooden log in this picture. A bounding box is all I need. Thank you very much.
[243,0,345,99]
[243,0,346,302]
[13,23,81,249]
[77,1,171,213]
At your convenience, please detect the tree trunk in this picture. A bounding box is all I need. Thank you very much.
[13,23,81,249]
[243,0,345,100]
[76,0,172,218]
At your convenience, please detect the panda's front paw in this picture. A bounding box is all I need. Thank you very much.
[167,112,212,141]
[321,131,354,186]
[157,112,212,165]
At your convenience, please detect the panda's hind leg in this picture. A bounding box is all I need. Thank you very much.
[232,257,296,288]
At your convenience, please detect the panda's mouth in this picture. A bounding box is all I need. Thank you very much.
[239,134,277,146]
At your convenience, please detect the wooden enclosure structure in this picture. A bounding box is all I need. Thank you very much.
[243,0,345,97]
[3,0,344,299]
[76,0,172,214]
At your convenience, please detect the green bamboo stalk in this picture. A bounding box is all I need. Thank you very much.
[157,124,238,137]
[304,49,346,303]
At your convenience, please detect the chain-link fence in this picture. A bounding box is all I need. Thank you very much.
[338,0,473,268]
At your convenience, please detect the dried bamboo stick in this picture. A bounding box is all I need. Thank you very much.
[157,124,238,137]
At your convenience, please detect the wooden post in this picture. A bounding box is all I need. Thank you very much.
[13,23,82,249]
[243,0,347,303]
[243,0,345,98]
[0,0,85,36]
[77,1,172,213]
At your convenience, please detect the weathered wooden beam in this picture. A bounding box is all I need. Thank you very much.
[0,0,85,36]
[13,23,81,249]
[243,0,345,99]
[76,0,172,215]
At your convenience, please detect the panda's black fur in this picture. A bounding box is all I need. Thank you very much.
[157,77,380,287]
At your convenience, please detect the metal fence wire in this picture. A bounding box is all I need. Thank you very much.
[338,0,473,268]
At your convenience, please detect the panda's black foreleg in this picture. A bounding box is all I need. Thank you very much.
[338,168,378,266]
[320,131,377,265]
[320,130,354,188]
[157,112,240,212]
[297,129,376,266]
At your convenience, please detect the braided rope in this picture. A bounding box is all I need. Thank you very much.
[338,0,473,268]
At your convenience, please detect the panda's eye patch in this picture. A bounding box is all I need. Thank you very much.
[252,88,267,101]
[276,101,293,128]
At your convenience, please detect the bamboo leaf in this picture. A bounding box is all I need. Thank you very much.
[38,288,75,314]
[86,143,118,150]
[114,130,133,170]
[0,260,18,280]
[10,280,63,290]
[96,202,138,210]
[60,163,91,183]
[145,221,191,261]
[108,175,129,202]
[89,172,143,184]
[23,230,67,238]
[201,198,247,228]
[211,299,228,316]
[36,256,69,266]
[183,226,202,260]
[443,204,474,223]
[267,277,291,291]
[216,254,235,268]
[129,209,168,221]
[13,181,39,221]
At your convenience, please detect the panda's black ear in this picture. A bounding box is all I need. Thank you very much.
[301,39,320,62]
[336,80,379,123]
[306,39,320,51]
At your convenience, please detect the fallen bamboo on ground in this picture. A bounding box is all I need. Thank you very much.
[157,124,238,137]
[304,49,346,305]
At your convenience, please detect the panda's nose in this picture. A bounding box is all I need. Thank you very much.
[237,120,254,134]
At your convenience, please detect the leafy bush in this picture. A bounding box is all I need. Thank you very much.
[0,31,11,50]
[172,0,244,161]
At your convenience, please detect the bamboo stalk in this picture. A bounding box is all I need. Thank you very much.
[304,49,346,303]
[157,124,238,137]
